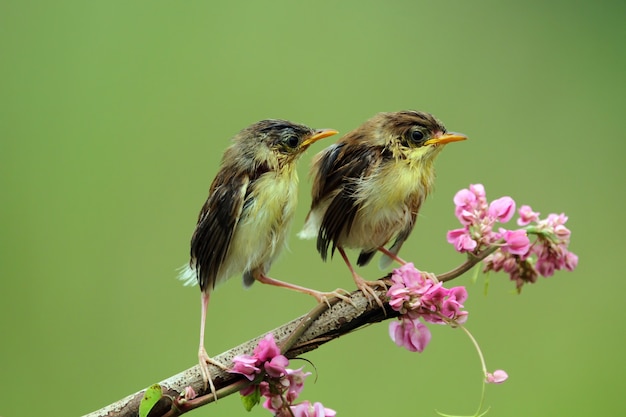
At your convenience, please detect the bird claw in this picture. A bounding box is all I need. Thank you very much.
[198,348,228,398]
[355,278,386,310]
[316,288,355,308]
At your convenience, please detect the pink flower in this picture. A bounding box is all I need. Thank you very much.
[254,333,282,362]
[183,386,197,400]
[286,367,312,402]
[564,251,578,271]
[453,188,477,209]
[452,184,578,292]
[517,205,540,226]
[290,401,337,417]
[388,263,469,345]
[264,354,289,378]
[389,317,432,352]
[230,354,260,380]
[501,229,531,256]
[536,256,556,277]
[488,196,516,223]
[469,183,486,200]
[231,333,332,416]
[263,390,285,413]
[447,228,477,252]
[545,213,568,227]
[486,369,508,384]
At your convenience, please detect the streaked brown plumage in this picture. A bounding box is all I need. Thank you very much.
[299,110,467,304]
[180,119,338,396]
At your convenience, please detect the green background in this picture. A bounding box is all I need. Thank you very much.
[2,1,624,416]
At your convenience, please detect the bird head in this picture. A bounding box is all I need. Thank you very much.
[370,110,467,163]
[230,120,338,173]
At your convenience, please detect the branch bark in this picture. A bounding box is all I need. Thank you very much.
[83,284,396,417]
[83,250,493,417]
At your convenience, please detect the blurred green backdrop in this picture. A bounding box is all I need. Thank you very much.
[2,1,624,416]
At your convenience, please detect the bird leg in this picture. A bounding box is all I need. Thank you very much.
[255,274,354,307]
[338,247,386,309]
[377,246,407,265]
[198,292,228,398]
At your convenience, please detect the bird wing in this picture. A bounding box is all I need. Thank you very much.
[190,170,250,292]
[312,141,383,261]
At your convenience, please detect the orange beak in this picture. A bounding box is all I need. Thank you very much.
[424,132,468,146]
[301,129,339,147]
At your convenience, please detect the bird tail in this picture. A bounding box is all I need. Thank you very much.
[298,211,320,240]
[177,263,198,286]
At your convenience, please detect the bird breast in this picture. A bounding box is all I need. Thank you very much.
[346,158,435,249]
[226,169,299,277]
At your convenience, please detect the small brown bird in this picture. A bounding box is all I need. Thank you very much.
[179,120,338,395]
[299,111,467,305]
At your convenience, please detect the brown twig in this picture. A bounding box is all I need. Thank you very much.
[82,255,483,417]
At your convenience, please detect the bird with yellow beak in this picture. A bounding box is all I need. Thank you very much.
[179,119,338,396]
[299,110,467,306]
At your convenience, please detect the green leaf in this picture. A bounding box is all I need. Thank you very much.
[241,386,261,412]
[139,384,163,417]
[470,262,481,285]
[483,269,490,296]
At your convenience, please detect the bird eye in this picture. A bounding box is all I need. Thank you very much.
[285,136,300,148]
[410,130,424,143]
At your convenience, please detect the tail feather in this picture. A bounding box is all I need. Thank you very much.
[177,263,198,286]
[357,250,375,267]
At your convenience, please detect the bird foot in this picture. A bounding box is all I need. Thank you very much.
[312,288,355,308]
[354,276,387,309]
[198,348,228,398]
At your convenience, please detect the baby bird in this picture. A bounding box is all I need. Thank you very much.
[180,119,337,396]
[299,110,467,305]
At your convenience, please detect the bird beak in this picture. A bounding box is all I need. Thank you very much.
[302,129,339,147]
[424,132,468,146]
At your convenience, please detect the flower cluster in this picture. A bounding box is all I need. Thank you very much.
[230,333,335,417]
[386,262,507,385]
[387,263,468,352]
[447,184,578,290]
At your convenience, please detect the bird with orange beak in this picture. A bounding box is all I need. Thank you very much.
[180,119,338,396]
[299,111,467,305]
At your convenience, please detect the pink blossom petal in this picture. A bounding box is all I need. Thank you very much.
[517,204,540,226]
[230,354,260,380]
[183,386,197,400]
[264,354,289,378]
[448,286,468,304]
[453,188,476,209]
[286,367,311,401]
[536,257,556,277]
[389,318,431,352]
[447,228,477,252]
[486,369,509,384]
[564,251,578,271]
[290,401,337,417]
[488,196,516,223]
[469,183,486,200]
[501,229,531,256]
[253,333,281,362]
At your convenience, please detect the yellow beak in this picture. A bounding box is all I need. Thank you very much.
[302,129,339,147]
[424,132,468,146]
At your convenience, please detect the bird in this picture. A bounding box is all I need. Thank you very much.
[179,119,339,396]
[299,110,467,306]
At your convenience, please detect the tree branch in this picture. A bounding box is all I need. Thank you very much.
[83,253,491,417]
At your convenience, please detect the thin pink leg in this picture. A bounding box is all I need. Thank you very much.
[198,292,226,398]
[377,246,407,265]
[338,247,385,308]
[254,274,353,306]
